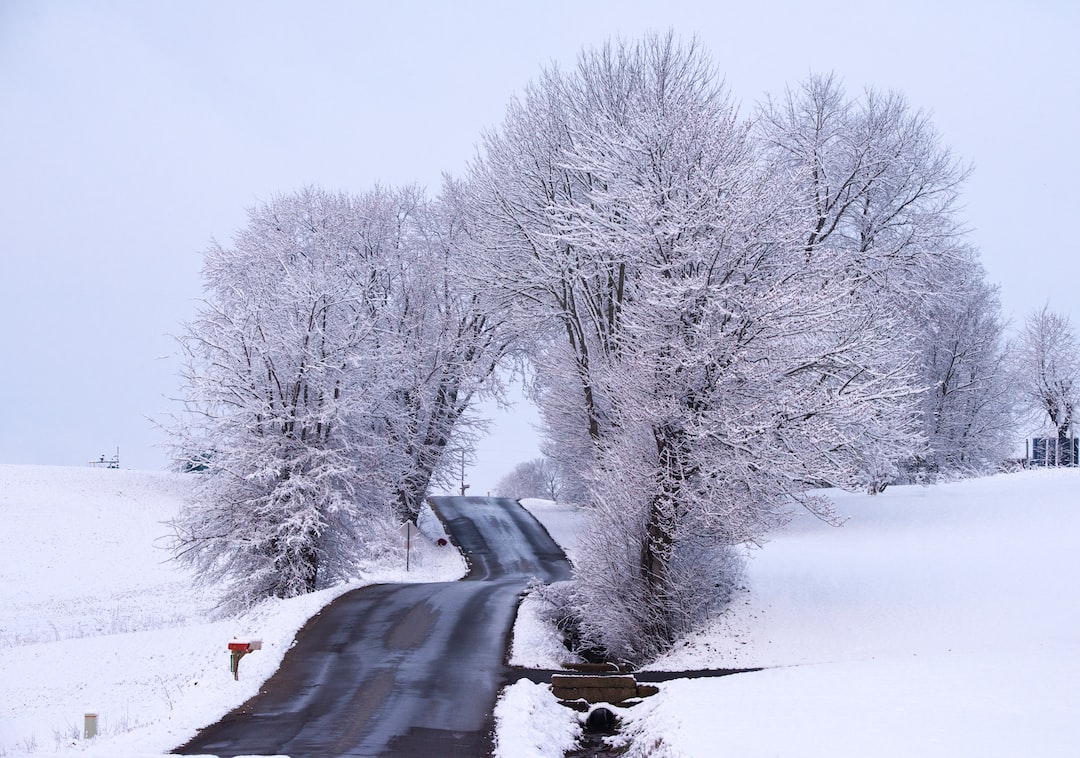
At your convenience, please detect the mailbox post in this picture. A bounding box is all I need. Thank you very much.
[227,639,262,680]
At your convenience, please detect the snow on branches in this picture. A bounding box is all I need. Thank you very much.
[167,32,1011,653]
[469,34,1005,662]
[1014,306,1079,452]
[169,185,508,611]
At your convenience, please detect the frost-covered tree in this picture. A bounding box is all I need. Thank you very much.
[910,254,1015,476]
[170,185,507,611]
[1015,307,1079,462]
[366,182,510,521]
[756,73,975,491]
[494,457,563,500]
[469,37,958,661]
[170,188,387,610]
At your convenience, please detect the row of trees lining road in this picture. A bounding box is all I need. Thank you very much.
[465,34,1012,661]
[168,186,510,611]
[168,32,1042,659]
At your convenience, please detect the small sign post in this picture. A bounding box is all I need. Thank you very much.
[400,520,416,572]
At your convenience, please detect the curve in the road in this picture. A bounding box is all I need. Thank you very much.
[173,496,572,758]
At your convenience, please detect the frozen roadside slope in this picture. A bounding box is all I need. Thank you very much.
[624,469,1080,757]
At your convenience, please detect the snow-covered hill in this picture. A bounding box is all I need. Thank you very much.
[2,465,1077,756]
[0,464,465,756]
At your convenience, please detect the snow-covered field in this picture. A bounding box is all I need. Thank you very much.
[0,464,465,757]
[2,464,1077,757]
[511,469,1080,757]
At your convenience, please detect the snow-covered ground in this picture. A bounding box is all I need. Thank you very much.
[509,469,1080,757]
[3,465,1077,757]
[0,464,465,757]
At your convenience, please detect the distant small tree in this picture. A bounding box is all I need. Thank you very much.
[495,457,562,501]
[1015,307,1079,462]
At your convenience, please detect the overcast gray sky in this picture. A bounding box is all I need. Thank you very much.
[1,0,1076,492]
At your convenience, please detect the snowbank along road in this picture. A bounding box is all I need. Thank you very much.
[173,496,571,757]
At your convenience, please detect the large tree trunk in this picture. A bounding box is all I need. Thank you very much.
[639,423,691,650]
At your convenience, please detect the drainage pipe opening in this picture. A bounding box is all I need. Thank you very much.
[584,706,619,735]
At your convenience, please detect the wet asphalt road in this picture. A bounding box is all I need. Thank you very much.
[173,496,572,758]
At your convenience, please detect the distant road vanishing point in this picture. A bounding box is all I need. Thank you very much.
[173,496,572,757]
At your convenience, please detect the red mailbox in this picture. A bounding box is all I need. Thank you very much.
[227,638,262,679]
[228,640,261,653]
